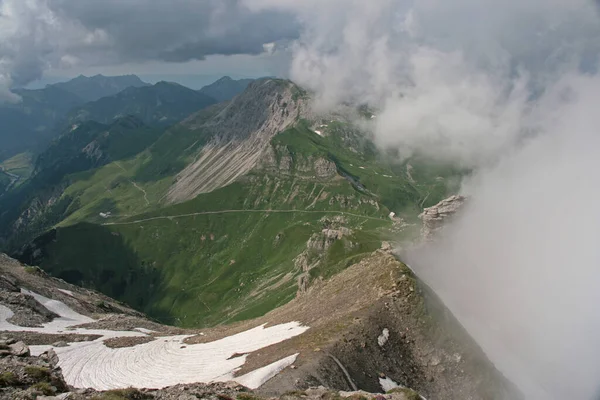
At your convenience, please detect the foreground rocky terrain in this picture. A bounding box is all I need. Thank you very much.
[0,243,520,399]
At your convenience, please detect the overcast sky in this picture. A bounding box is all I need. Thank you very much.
[0,0,299,91]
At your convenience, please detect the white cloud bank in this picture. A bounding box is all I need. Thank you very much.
[244,0,600,398]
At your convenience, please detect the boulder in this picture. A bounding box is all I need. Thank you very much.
[9,341,30,357]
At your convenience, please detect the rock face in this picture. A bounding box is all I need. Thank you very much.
[167,79,310,203]
[0,291,58,328]
[419,195,466,240]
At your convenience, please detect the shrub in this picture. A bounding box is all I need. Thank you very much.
[91,388,152,400]
[386,388,421,400]
[237,393,263,400]
[31,381,54,395]
[24,365,50,381]
[0,371,18,387]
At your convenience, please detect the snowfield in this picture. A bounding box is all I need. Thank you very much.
[0,290,308,390]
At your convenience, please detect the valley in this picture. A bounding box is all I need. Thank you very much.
[1,77,462,329]
[0,73,504,399]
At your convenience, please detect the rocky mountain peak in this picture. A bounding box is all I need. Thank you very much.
[419,195,467,239]
[167,79,309,203]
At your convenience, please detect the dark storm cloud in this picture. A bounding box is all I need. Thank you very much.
[46,0,299,62]
[0,0,298,99]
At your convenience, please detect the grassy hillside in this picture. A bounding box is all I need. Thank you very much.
[37,174,392,327]
[0,152,34,185]
[4,80,465,329]
[25,118,462,328]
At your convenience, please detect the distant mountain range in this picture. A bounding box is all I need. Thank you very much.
[0,74,255,162]
[66,81,218,127]
[198,76,254,102]
[50,74,150,102]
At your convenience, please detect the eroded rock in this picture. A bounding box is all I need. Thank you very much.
[419,195,466,240]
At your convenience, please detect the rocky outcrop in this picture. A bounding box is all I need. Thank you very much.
[296,218,354,293]
[0,291,58,328]
[167,79,310,203]
[0,254,145,320]
[419,195,466,240]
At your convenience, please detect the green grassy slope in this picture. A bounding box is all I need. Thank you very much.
[29,118,463,328]
[39,175,391,327]
[0,152,34,185]
[4,80,465,328]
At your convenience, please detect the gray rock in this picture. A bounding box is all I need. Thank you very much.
[52,341,69,348]
[9,341,30,357]
[419,195,467,239]
[40,349,59,366]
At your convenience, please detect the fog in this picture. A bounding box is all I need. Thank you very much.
[408,71,600,399]
[245,0,600,398]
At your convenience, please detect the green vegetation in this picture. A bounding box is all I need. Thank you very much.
[41,174,390,327]
[0,152,34,183]
[0,371,18,387]
[17,114,462,328]
[1,80,464,329]
[68,81,217,127]
[386,387,421,400]
[31,381,55,395]
[91,388,151,400]
[237,393,264,400]
[24,366,51,381]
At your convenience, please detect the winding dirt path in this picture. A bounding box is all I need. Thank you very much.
[103,209,387,226]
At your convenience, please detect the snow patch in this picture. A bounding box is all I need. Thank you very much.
[57,289,74,297]
[378,328,389,347]
[54,323,307,390]
[314,130,323,136]
[1,290,309,390]
[380,376,400,392]
[134,327,154,334]
[379,377,427,399]
[235,353,298,389]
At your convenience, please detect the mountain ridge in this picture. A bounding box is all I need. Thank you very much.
[199,76,255,102]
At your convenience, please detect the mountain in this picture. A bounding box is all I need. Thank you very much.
[199,76,255,102]
[0,87,85,161]
[0,117,162,250]
[0,75,149,162]
[67,81,218,126]
[49,74,150,102]
[0,77,522,398]
[0,252,520,399]
[1,78,464,329]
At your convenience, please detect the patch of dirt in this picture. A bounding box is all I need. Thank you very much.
[72,314,189,335]
[0,331,101,346]
[103,336,156,349]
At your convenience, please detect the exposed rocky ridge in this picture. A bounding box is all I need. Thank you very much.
[0,254,144,319]
[178,247,520,400]
[419,195,467,240]
[260,145,338,180]
[0,247,519,399]
[166,79,310,203]
[295,217,355,293]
